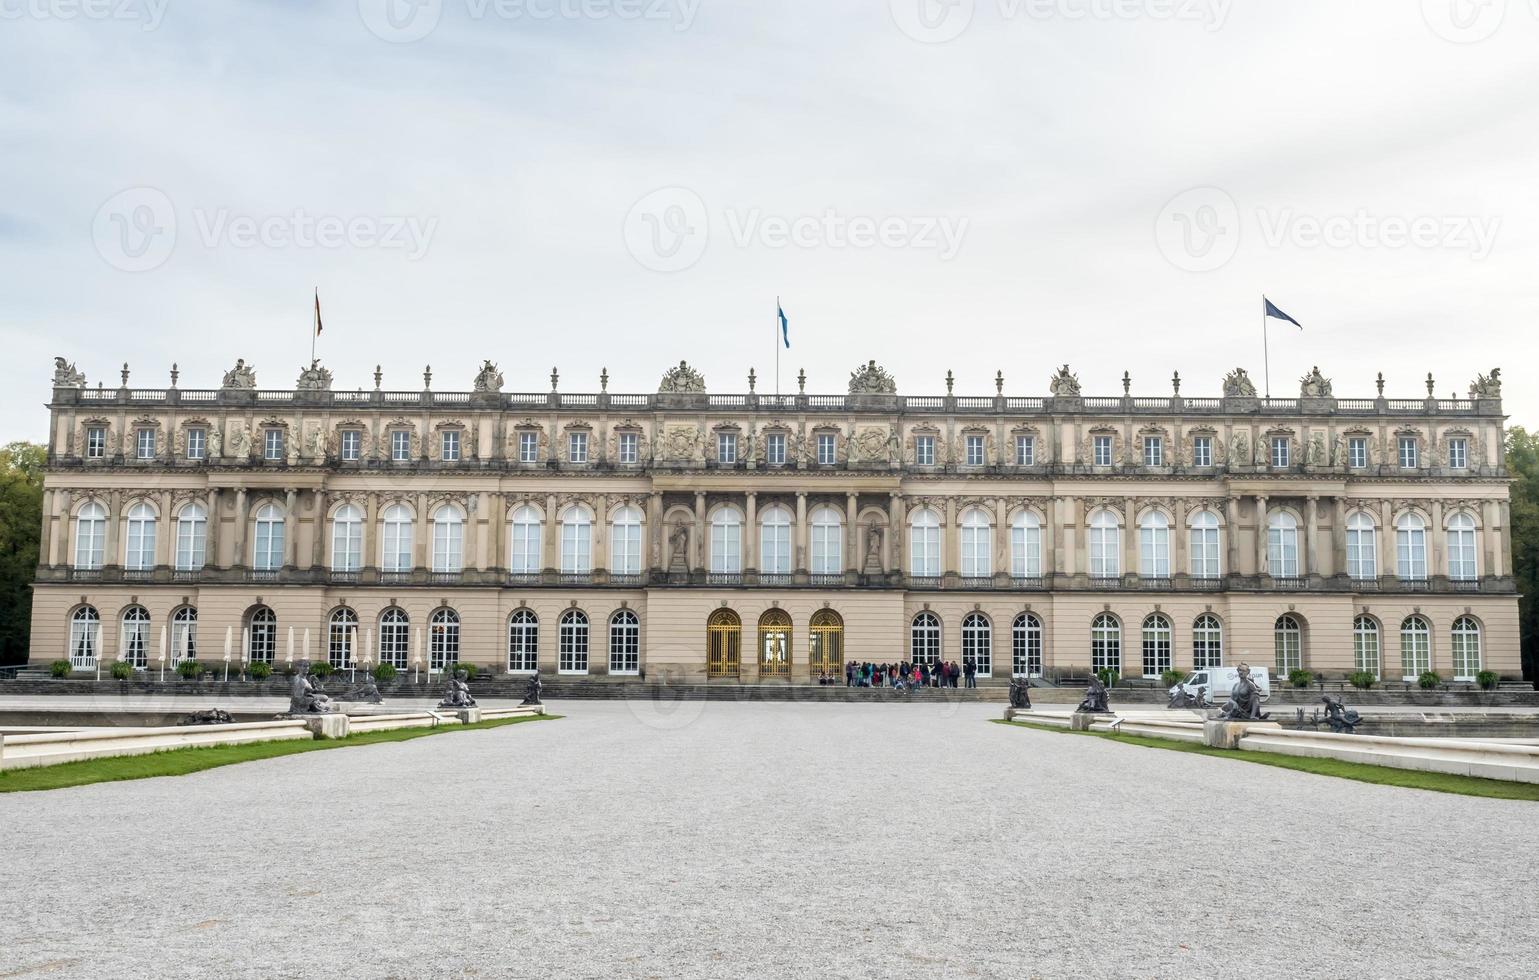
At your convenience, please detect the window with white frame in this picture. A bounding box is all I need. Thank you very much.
[765,432,786,466]
[186,427,206,460]
[1141,614,1172,678]
[965,435,985,466]
[1012,613,1042,677]
[1143,436,1163,467]
[1447,437,1468,470]
[1015,434,1035,466]
[328,608,357,668]
[717,432,738,464]
[1091,613,1120,673]
[331,504,363,572]
[1139,511,1170,578]
[1089,510,1120,578]
[909,508,940,577]
[568,431,589,464]
[1270,436,1290,469]
[1093,435,1113,467]
[74,502,106,569]
[175,503,207,572]
[124,502,156,571]
[69,605,100,668]
[136,428,156,459]
[710,507,743,574]
[120,605,150,668]
[960,507,992,577]
[340,430,361,461]
[809,505,842,574]
[1353,615,1381,678]
[264,429,284,461]
[560,506,593,574]
[378,608,409,669]
[1193,614,1223,669]
[1396,513,1428,580]
[1266,511,1299,578]
[390,430,411,461]
[429,608,460,670]
[912,434,934,467]
[610,505,642,576]
[1447,513,1477,581]
[1400,616,1431,680]
[519,431,539,463]
[440,430,460,462]
[248,607,277,663]
[759,505,792,574]
[1010,511,1042,578]
[85,426,106,459]
[609,610,640,674]
[252,503,284,571]
[508,609,538,672]
[617,431,639,464]
[380,504,413,572]
[1348,437,1368,468]
[509,505,542,575]
[171,607,197,665]
[816,433,836,466]
[1274,614,1303,673]
[1189,510,1221,579]
[962,612,992,677]
[1346,513,1377,580]
[1192,435,1213,468]
[910,612,940,666]
[432,505,465,573]
[559,609,589,673]
[1398,436,1419,469]
[1450,616,1482,681]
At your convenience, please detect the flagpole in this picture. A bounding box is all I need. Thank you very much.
[1262,295,1270,400]
[311,287,318,364]
[775,296,780,399]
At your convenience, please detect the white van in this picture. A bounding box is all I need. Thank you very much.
[1169,667,1271,704]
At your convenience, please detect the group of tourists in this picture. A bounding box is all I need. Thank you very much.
[836,659,979,690]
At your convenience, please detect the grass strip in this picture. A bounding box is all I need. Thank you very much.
[993,719,1539,801]
[0,714,557,794]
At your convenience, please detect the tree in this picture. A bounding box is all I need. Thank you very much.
[0,442,45,665]
[1506,427,1539,684]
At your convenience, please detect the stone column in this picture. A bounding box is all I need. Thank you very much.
[1225,496,1240,576]
[232,489,248,568]
[363,492,379,570]
[1305,496,1319,577]
[38,489,54,568]
[993,497,1009,578]
[50,490,69,566]
[647,492,663,571]
[416,493,431,571]
[283,488,299,569]
[1172,497,1188,577]
[693,491,706,573]
[104,489,122,568]
[1332,497,1347,577]
[311,489,327,570]
[543,493,558,573]
[1430,499,1445,576]
[888,492,904,574]
[1378,498,1394,579]
[1123,495,1138,577]
[593,494,608,574]
[845,492,858,573]
[1254,495,1269,576]
[795,492,808,573]
[744,491,758,571]
[1493,500,1508,577]
[943,496,958,576]
[1042,497,1057,578]
[204,489,219,567]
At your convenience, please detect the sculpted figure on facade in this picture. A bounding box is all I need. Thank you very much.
[1308,433,1326,467]
[227,423,251,458]
[1299,366,1333,398]
[221,359,257,390]
[295,359,333,391]
[52,357,86,389]
[1222,368,1257,398]
[848,360,897,395]
[473,360,504,393]
[1230,432,1249,466]
[206,425,221,458]
[1048,365,1081,397]
[658,360,707,394]
[1470,369,1502,400]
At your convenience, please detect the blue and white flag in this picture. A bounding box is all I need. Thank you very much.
[1264,296,1302,329]
[778,303,790,348]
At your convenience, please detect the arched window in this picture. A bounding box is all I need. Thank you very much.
[609,609,640,674]
[432,504,465,573]
[1139,512,1170,578]
[1396,513,1428,581]
[175,503,207,572]
[1193,614,1223,669]
[253,502,285,571]
[171,607,198,665]
[758,609,792,676]
[379,608,409,669]
[909,508,941,577]
[331,503,363,572]
[1353,615,1381,679]
[707,609,741,677]
[1274,614,1304,673]
[961,613,992,677]
[508,610,539,672]
[1267,512,1299,578]
[960,507,992,578]
[124,501,157,571]
[1141,614,1172,678]
[759,505,792,575]
[710,506,743,575]
[328,608,358,667]
[1447,513,1478,581]
[809,609,844,677]
[248,606,277,663]
[509,504,542,576]
[1346,512,1377,580]
[810,506,843,576]
[1400,615,1431,680]
[1451,616,1482,681]
[610,505,643,576]
[68,606,100,668]
[1089,510,1121,579]
[74,502,106,569]
[380,503,414,573]
[1091,613,1120,674]
[560,505,593,575]
[1012,612,1043,678]
[430,607,460,670]
[559,609,590,673]
[911,611,941,667]
[1189,510,1221,580]
[1011,511,1043,579]
[120,605,150,668]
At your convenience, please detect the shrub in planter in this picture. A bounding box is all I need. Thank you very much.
[1288,669,1314,689]
[175,659,201,679]
[49,659,72,679]
[1476,670,1499,691]
[1418,671,1442,690]
[441,662,477,680]
[1348,671,1377,690]
[309,661,334,679]
[373,663,398,682]
[248,661,273,680]
[110,660,134,680]
[1160,669,1185,688]
[1096,668,1120,689]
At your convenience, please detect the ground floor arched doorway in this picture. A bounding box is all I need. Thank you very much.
[809,609,844,678]
[707,609,742,677]
[758,609,792,677]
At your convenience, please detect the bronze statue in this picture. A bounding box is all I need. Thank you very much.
[1076,675,1110,714]
[287,660,336,715]
[1320,695,1361,735]
[1167,682,1208,710]
[521,673,543,706]
[438,668,477,709]
[1009,677,1032,710]
[340,672,384,704]
[1216,663,1268,721]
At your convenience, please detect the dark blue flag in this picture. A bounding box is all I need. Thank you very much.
[1264,297,1302,329]
[778,304,790,348]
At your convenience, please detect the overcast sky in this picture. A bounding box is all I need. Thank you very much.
[2,0,1537,442]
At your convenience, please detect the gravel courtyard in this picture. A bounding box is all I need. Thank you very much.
[2,700,1536,979]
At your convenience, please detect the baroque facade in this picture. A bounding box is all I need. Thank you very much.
[29,357,1518,685]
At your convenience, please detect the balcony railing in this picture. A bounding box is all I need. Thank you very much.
[71,568,102,582]
[706,573,743,586]
[329,570,360,585]
[246,569,279,583]
[429,571,463,585]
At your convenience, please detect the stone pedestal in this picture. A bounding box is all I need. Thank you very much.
[1071,712,1114,732]
[1202,719,1281,749]
[299,714,350,739]
[456,708,482,725]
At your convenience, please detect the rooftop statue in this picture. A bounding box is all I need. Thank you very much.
[1215,663,1269,721]
[438,668,477,709]
[296,359,333,391]
[658,360,707,394]
[1048,365,1081,398]
[221,359,258,390]
[287,660,336,715]
[1470,368,1502,400]
[52,357,86,389]
[1222,367,1257,398]
[1299,366,1333,398]
[473,360,504,393]
[848,360,897,395]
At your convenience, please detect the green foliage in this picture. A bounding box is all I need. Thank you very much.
[309,660,334,679]
[175,659,201,679]
[1288,669,1315,689]
[1507,427,1539,684]
[0,443,45,666]
[1159,669,1185,688]
[442,662,477,680]
[373,662,398,682]
[1096,668,1120,688]
[110,661,133,680]
[248,661,273,680]
[49,658,71,678]
[1349,671,1377,690]
[1418,670,1442,690]
[1476,670,1500,691]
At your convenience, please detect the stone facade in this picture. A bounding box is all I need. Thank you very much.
[29,359,1518,685]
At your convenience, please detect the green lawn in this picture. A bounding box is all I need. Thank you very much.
[0,714,556,794]
[994,719,1539,801]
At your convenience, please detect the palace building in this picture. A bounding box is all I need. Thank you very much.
[28,356,1518,686]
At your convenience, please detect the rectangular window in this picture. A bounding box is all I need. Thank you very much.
[965,435,985,467]
[1448,438,1468,470]
[766,433,786,466]
[568,432,588,464]
[440,430,460,462]
[1093,435,1113,467]
[85,427,106,459]
[391,430,411,461]
[1015,435,1035,466]
[1349,437,1368,469]
[617,432,639,464]
[915,435,935,466]
[1143,437,1163,467]
[817,434,836,466]
[717,433,737,464]
[136,429,156,459]
[185,428,206,461]
[1271,437,1290,469]
[1398,437,1418,469]
[264,429,284,461]
[340,430,361,461]
[1192,436,1212,468]
[519,431,539,463]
